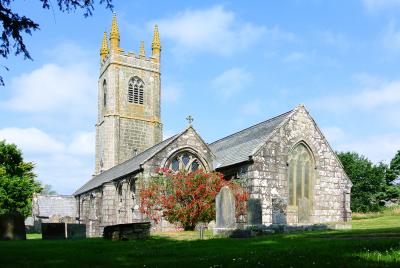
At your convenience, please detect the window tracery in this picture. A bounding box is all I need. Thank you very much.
[288,143,314,206]
[167,151,204,172]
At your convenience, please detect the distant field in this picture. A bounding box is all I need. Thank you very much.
[3,214,400,267]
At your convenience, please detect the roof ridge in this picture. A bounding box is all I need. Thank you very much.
[209,109,293,146]
[74,134,178,195]
[99,134,177,175]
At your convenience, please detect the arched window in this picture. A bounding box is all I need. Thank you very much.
[128,77,144,104]
[288,143,314,207]
[103,80,107,107]
[167,151,205,172]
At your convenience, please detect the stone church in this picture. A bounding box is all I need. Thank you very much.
[74,15,352,237]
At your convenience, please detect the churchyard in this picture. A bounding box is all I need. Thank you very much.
[0,208,399,267]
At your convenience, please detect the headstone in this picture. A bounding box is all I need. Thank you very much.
[41,223,65,239]
[272,197,287,224]
[66,224,86,239]
[0,213,26,240]
[214,186,236,235]
[42,223,86,239]
[216,186,236,228]
[247,198,262,225]
[103,222,151,240]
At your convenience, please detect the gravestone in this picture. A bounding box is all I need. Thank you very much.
[66,224,86,239]
[103,222,151,240]
[247,198,262,225]
[41,223,65,240]
[214,186,236,235]
[0,213,26,240]
[42,223,86,239]
[272,197,287,224]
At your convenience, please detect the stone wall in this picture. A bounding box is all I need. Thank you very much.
[233,106,351,226]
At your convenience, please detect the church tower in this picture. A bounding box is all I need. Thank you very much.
[95,14,163,174]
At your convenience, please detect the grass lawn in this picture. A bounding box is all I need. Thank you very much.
[1,216,399,267]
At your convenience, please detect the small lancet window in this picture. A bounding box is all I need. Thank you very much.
[103,80,107,107]
[128,76,144,104]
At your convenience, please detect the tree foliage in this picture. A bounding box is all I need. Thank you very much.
[337,151,400,213]
[140,168,249,230]
[0,0,113,85]
[386,150,400,185]
[0,140,42,216]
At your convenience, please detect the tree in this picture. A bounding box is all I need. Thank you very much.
[387,150,400,185]
[337,152,387,212]
[41,184,57,195]
[140,168,249,230]
[0,140,42,217]
[0,0,113,85]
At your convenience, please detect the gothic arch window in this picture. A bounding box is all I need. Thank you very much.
[103,80,107,107]
[288,143,314,207]
[167,151,205,173]
[128,76,144,104]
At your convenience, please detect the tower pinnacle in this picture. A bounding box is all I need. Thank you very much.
[139,40,145,57]
[109,13,120,51]
[151,25,161,61]
[100,31,109,61]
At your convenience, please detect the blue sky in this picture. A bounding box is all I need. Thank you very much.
[1,0,400,194]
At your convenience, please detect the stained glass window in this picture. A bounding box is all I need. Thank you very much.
[167,151,205,172]
[128,76,144,104]
[288,143,313,206]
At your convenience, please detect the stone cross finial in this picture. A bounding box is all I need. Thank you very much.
[186,115,194,125]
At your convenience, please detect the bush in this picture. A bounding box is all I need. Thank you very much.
[140,168,248,230]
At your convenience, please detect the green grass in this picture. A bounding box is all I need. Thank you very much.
[1,215,399,267]
[352,206,400,220]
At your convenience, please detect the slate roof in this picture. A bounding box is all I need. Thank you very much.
[74,134,177,195]
[33,195,76,218]
[74,109,294,196]
[209,110,293,168]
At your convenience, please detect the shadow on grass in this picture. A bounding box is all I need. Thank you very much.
[0,228,399,267]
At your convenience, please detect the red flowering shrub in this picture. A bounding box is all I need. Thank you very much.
[140,168,249,230]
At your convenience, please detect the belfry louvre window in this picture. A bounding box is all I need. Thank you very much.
[128,76,144,104]
[288,143,314,206]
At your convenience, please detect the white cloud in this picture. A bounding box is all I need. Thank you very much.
[320,126,399,164]
[0,127,65,154]
[283,51,308,63]
[0,127,95,194]
[320,31,350,50]
[162,84,182,103]
[240,100,262,116]
[67,131,95,155]
[3,63,96,114]
[211,67,252,98]
[382,21,400,52]
[321,126,345,143]
[314,80,400,111]
[153,5,266,56]
[363,0,400,12]
[335,133,400,164]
